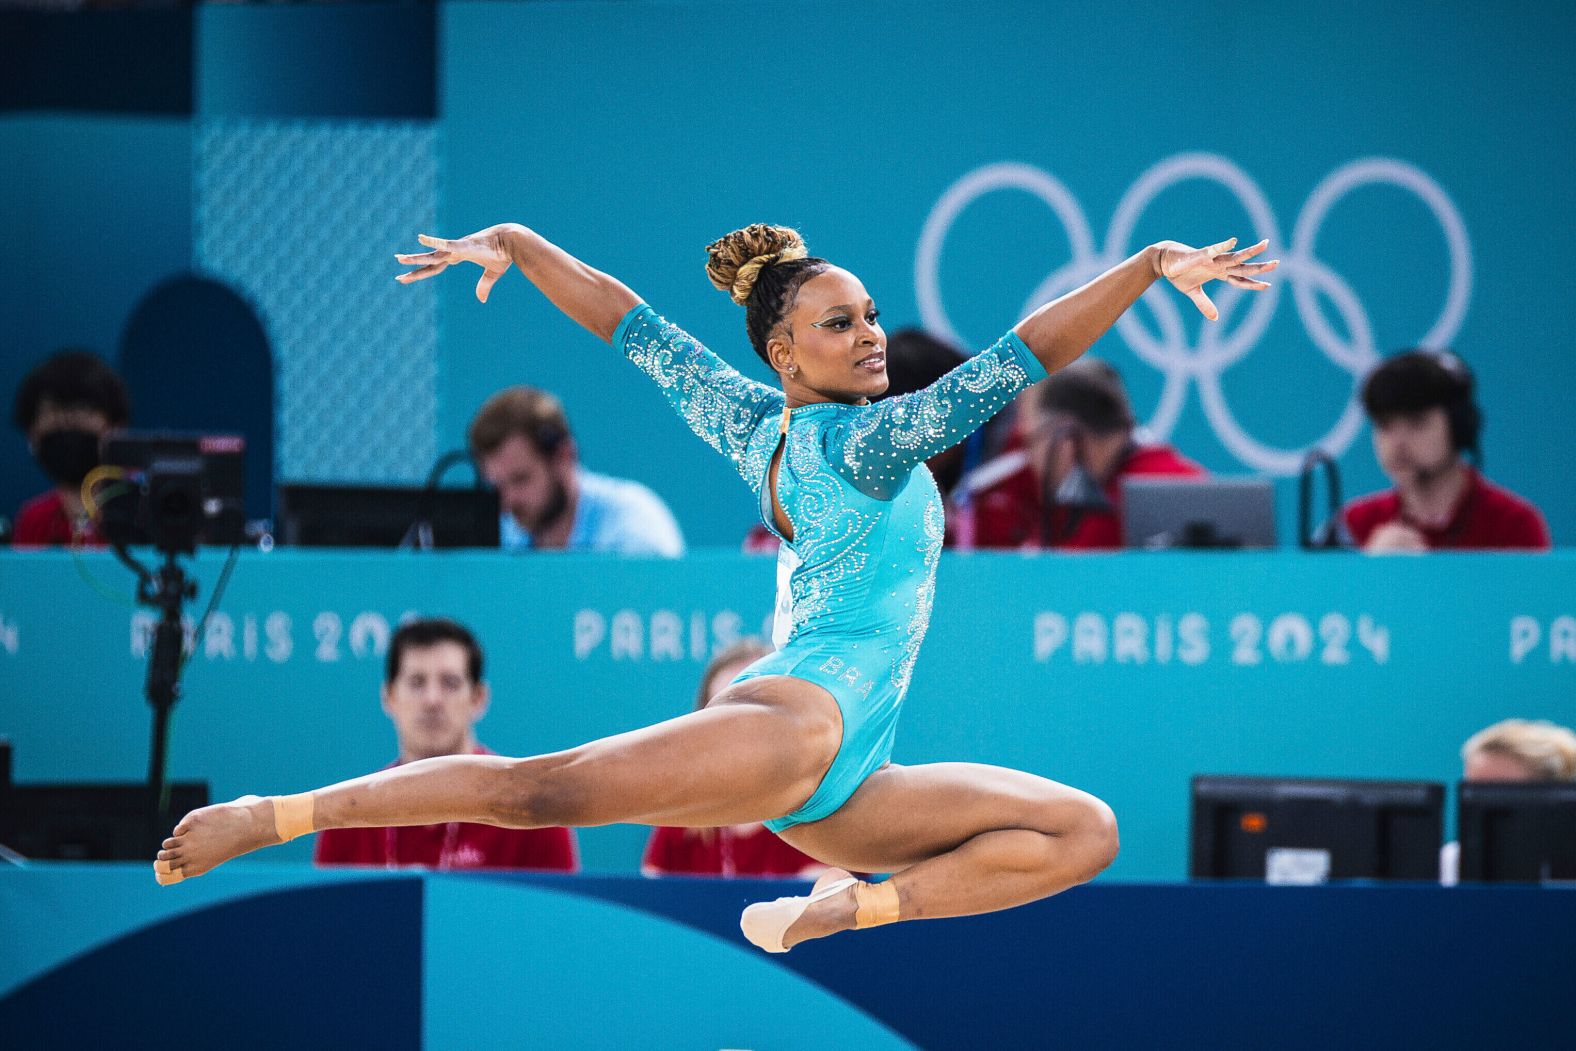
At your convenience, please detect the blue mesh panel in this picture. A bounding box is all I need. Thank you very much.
[196,120,438,482]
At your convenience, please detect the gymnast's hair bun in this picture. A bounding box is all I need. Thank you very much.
[705,224,809,305]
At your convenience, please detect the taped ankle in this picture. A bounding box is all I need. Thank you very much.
[853,879,900,928]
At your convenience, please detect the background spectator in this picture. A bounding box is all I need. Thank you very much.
[1344,350,1549,552]
[641,639,826,879]
[469,385,684,555]
[1460,718,1576,783]
[10,350,130,548]
[954,357,1203,549]
[315,618,578,872]
[1440,718,1576,884]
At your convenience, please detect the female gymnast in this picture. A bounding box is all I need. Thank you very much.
[154,220,1275,953]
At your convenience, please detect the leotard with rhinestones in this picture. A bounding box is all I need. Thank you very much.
[614,303,1046,829]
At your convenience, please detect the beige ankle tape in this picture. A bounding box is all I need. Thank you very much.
[854,880,900,929]
[273,793,315,842]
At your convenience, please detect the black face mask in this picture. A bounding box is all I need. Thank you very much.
[35,428,101,487]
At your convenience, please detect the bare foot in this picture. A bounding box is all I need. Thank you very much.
[780,868,859,950]
[152,795,283,885]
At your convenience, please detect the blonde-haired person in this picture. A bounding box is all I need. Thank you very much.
[1441,718,1576,884]
[156,218,1275,953]
[641,640,826,879]
[1462,719,1576,782]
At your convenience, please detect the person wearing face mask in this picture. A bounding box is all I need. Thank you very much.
[952,357,1205,549]
[10,350,131,548]
[1342,350,1549,553]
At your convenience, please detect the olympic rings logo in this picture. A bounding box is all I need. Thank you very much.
[915,154,1473,474]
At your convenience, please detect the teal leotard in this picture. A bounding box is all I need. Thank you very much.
[614,303,1046,830]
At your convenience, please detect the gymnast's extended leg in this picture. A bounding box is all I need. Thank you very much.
[153,677,841,884]
[758,762,1119,950]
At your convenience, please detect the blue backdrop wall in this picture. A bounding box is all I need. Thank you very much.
[433,0,1575,546]
[1,1,1574,545]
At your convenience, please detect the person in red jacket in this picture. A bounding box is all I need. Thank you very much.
[954,357,1204,549]
[642,640,825,879]
[315,618,577,871]
[10,350,130,548]
[1341,350,1549,553]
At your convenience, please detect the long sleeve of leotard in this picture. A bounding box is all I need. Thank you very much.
[614,303,785,477]
[828,329,1047,497]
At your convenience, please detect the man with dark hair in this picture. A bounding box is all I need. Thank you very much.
[1342,350,1548,552]
[468,385,683,554]
[10,350,131,547]
[314,618,578,871]
[955,357,1204,548]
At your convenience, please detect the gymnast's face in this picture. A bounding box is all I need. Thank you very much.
[382,641,490,762]
[771,267,888,403]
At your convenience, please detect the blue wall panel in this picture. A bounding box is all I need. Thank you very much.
[0,115,192,523]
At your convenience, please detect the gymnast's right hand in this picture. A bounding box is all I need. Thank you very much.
[396,224,520,303]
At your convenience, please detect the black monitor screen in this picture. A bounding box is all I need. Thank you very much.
[0,782,209,861]
[1457,781,1576,883]
[277,483,500,548]
[1190,775,1443,882]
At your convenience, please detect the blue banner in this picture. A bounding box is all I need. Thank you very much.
[2,550,1571,876]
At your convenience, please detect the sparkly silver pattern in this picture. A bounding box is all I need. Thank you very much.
[616,303,1042,744]
[894,493,948,695]
[619,309,782,492]
[836,351,1031,500]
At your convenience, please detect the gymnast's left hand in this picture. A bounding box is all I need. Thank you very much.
[395,224,519,303]
[1154,238,1278,321]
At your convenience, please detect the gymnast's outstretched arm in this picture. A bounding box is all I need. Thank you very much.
[826,237,1279,489]
[1014,238,1278,375]
[398,224,782,472]
[397,223,640,342]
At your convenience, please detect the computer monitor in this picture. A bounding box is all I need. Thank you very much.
[1190,775,1444,883]
[276,483,500,548]
[1122,478,1276,549]
[0,781,209,861]
[1457,781,1576,883]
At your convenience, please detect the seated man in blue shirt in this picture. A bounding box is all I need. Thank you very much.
[468,385,684,555]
